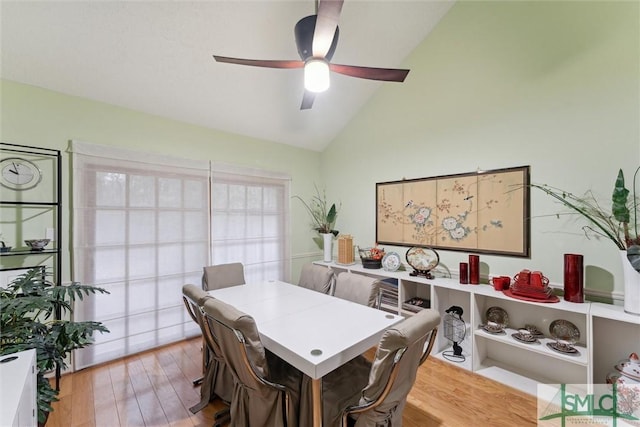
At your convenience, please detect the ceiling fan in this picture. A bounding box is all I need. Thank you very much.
[213,0,410,110]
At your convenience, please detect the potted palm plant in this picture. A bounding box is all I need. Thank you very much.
[531,167,639,314]
[294,185,339,262]
[0,267,110,424]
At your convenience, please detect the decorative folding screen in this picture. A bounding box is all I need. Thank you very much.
[376,166,530,257]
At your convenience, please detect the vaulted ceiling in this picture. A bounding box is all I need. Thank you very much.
[1,1,453,151]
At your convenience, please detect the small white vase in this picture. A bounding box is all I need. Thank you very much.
[620,251,640,315]
[322,233,333,263]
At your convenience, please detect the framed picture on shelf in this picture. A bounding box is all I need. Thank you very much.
[376,165,530,257]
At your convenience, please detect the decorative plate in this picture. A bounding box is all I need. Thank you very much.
[546,341,580,355]
[549,319,580,344]
[485,306,509,328]
[405,247,439,273]
[482,324,505,335]
[382,252,402,272]
[522,324,545,338]
[511,331,539,344]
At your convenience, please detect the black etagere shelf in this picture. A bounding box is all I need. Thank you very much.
[0,142,62,387]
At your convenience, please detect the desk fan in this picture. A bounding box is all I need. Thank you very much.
[443,305,466,363]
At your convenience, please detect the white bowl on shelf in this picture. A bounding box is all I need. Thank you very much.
[24,239,50,251]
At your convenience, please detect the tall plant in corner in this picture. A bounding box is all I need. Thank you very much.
[0,268,110,424]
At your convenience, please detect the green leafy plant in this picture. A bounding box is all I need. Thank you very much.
[531,167,640,271]
[0,268,110,424]
[293,185,340,236]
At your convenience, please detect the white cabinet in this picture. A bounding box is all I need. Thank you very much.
[314,260,640,396]
[0,349,37,427]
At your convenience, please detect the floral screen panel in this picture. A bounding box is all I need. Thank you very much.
[376,166,530,257]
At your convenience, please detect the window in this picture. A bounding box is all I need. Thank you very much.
[210,164,291,283]
[71,142,209,369]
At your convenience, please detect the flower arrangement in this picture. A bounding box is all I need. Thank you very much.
[531,167,639,272]
[294,185,339,236]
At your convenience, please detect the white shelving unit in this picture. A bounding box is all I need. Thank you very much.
[314,260,640,396]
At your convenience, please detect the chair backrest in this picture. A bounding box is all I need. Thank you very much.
[182,284,234,407]
[183,284,224,356]
[298,263,335,295]
[344,308,440,426]
[182,283,209,324]
[202,262,245,291]
[201,298,291,427]
[333,272,380,307]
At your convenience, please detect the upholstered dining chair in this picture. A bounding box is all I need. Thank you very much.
[302,308,440,427]
[193,263,246,386]
[202,297,302,427]
[182,284,233,426]
[333,272,381,307]
[298,263,335,295]
[202,262,246,291]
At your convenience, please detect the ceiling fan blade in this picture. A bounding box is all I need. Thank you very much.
[213,55,304,69]
[300,91,316,110]
[329,63,410,82]
[312,0,344,58]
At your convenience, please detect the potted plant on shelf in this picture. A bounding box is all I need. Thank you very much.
[530,167,640,314]
[0,267,110,425]
[294,185,339,262]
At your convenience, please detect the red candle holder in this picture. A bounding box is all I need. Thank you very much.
[459,262,469,284]
[564,254,584,303]
[469,255,480,285]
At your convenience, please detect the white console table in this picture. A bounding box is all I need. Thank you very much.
[0,348,37,427]
[314,260,640,396]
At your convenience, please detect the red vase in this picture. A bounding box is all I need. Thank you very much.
[469,255,480,285]
[459,262,469,284]
[564,254,584,303]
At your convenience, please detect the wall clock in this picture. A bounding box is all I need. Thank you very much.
[0,157,43,190]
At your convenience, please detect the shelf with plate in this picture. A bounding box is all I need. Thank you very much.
[312,259,638,396]
[473,325,587,365]
[472,291,589,388]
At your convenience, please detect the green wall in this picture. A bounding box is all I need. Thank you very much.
[2,1,639,300]
[0,80,324,282]
[321,1,640,300]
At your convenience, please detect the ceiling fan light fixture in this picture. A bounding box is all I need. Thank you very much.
[304,59,330,93]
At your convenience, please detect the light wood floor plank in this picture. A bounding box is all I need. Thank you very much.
[70,369,95,427]
[47,337,538,426]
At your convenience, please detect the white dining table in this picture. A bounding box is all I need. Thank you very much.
[208,280,402,427]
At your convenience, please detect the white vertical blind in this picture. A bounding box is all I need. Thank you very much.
[71,141,209,369]
[211,163,291,283]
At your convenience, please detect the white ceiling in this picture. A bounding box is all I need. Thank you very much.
[1,1,453,151]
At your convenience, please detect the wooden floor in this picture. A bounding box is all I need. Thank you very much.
[47,338,538,427]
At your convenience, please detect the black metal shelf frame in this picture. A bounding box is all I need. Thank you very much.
[0,142,62,388]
